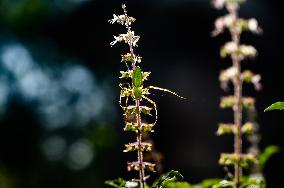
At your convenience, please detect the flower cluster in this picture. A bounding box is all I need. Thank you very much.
[213,16,262,36]
[220,42,257,59]
[220,68,261,91]
[110,31,140,47]
[212,0,245,10]
[212,0,263,187]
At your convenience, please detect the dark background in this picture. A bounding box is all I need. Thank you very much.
[0,0,283,187]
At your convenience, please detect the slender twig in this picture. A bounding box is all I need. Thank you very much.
[228,5,243,187]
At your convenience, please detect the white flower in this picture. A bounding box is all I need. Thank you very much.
[108,14,135,25]
[219,66,237,90]
[226,66,238,78]
[109,14,118,24]
[110,32,140,47]
[224,15,234,26]
[110,35,124,46]
[248,19,258,31]
[125,181,139,188]
[213,0,225,9]
[212,17,225,36]
[239,45,257,57]
[108,14,126,25]
[220,67,237,81]
[248,18,262,33]
[212,15,234,36]
[252,74,262,90]
[225,42,238,53]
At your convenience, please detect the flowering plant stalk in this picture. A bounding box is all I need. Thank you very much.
[107,4,184,188]
[212,0,263,187]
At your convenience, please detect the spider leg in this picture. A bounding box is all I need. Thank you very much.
[119,83,132,109]
[142,95,158,125]
[119,82,131,89]
[119,91,126,109]
[148,86,186,99]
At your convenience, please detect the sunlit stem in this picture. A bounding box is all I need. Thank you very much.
[122,5,146,188]
[136,100,146,188]
[228,4,242,187]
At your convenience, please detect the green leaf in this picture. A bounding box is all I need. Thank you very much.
[152,171,184,188]
[165,182,192,188]
[213,180,235,188]
[259,145,279,169]
[132,66,143,87]
[264,102,284,111]
[241,176,266,188]
[197,178,221,188]
[105,178,126,188]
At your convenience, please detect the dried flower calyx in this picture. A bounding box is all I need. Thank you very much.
[220,96,255,109]
[219,153,258,167]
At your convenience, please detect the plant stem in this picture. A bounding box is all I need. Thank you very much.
[136,100,146,188]
[123,7,146,188]
[229,4,243,188]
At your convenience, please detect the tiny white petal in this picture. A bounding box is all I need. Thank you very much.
[125,181,139,188]
[248,19,258,32]
[225,42,238,53]
[224,15,234,26]
[226,66,238,78]
[213,0,225,9]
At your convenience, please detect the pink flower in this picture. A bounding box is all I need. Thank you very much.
[212,17,225,36]
[248,18,262,34]
[213,0,225,9]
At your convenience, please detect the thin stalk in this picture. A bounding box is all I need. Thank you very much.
[229,4,243,187]
[136,100,146,188]
[123,7,146,188]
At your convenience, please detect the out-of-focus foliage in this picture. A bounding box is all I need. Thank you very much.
[258,145,279,169]
[105,178,126,188]
[0,0,48,28]
[212,180,235,188]
[192,179,221,188]
[152,171,184,188]
[165,182,192,188]
[106,171,184,188]
[0,167,18,188]
[241,176,265,188]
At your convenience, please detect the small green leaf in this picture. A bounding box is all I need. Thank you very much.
[241,176,265,188]
[152,171,184,188]
[217,123,235,136]
[264,102,284,111]
[213,180,235,188]
[164,182,192,188]
[197,178,221,188]
[105,178,126,188]
[132,66,143,87]
[259,145,279,169]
